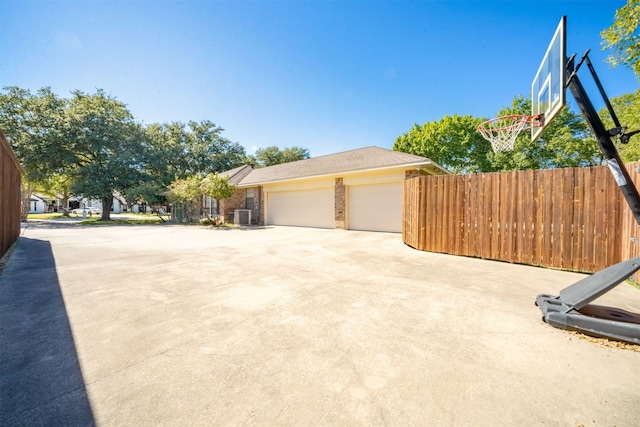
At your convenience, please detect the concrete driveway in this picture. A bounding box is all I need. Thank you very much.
[1,223,639,426]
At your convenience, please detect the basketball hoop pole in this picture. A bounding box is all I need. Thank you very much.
[535,18,640,345]
[565,51,640,225]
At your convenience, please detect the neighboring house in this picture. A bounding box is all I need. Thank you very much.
[29,194,46,214]
[210,164,255,218]
[217,146,449,233]
[112,191,128,213]
[30,193,64,213]
[71,194,127,213]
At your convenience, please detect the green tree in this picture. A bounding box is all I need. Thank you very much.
[200,173,236,205]
[0,86,68,219]
[254,145,310,167]
[201,173,236,223]
[393,114,495,174]
[38,173,74,215]
[393,96,601,173]
[167,173,235,223]
[65,90,147,221]
[186,120,247,174]
[145,120,246,178]
[488,96,601,171]
[281,146,310,163]
[2,86,247,220]
[123,181,167,212]
[167,175,203,223]
[127,123,188,211]
[144,122,190,184]
[143,120,246,184]
[601,0,640,79]
[601,88,640,162]
[141,120,246,217]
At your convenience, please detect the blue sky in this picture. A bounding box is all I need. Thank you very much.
[1,0,637,157]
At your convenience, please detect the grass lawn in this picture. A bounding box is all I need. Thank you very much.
[27,213,66,220]
[28,212,238,227]
[28,212,171,224]
[80,215,170,225]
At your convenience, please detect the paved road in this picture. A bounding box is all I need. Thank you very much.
[2,223,639,426]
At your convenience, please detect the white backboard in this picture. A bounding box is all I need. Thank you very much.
[531,16,566,142]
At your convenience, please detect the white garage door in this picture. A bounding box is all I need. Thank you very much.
[266,189,334,228]
[348,182,403,232]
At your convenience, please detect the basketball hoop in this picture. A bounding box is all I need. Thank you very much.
[477,114,544,153]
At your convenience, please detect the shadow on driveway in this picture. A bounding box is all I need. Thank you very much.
[0,237,95,426]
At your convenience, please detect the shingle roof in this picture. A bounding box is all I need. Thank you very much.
[219,164,254,185]
[239,146,446,186]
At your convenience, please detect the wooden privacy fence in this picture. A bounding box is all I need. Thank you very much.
[403,161,640,273]
[0,129,22,258]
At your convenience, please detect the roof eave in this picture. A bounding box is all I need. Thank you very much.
[237,160,448,187]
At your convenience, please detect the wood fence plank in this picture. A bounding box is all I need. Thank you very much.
[593,167,607,271]
[460,175,470,256]
[403,162,640,280]
[442,175,451,253]
[541,171,553,267]
[526,170,536,265]
[478,173,489,259]
[500,172,511,262]
[404,179,414,248]
[496,172,505,261]
[532,171,545,265]
[469,174,480,257]
[560,168,575,269]
[623,162,640,260]
[572,168,586,270]
[606,170,622,267]
[413,178,420,249]
[420,177,428,251]
[490,173,500,260]
[584,169,596,272]
[452,175,463,254]
[507,171,517,263]
[514,170,525,264]
[1,131,23,258]
[428,176,438,252]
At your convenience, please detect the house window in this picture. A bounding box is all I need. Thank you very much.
[245,188,255,209]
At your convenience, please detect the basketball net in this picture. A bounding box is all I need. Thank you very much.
[477,114,543,153]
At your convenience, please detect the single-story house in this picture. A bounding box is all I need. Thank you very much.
[216,146,449,233]
[29,194,46,214]
[30,193,64,213]
[71,193,127,213]
[207,164,254,218]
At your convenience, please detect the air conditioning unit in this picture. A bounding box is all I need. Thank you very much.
[234,209,251,225]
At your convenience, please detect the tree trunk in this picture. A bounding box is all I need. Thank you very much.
[20,181,34,221]
[188,198,200,223]
[101,196,112,221]
[62,191,70,216]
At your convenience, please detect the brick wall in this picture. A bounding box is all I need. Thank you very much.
[221,186,263,225]
[251,186,261,225]
[258,187,265,225]
[335,177,345,229]
[220,188,245,222]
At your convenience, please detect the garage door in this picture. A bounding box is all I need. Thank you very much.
[348,182,403,232]
[266,189,334,228]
